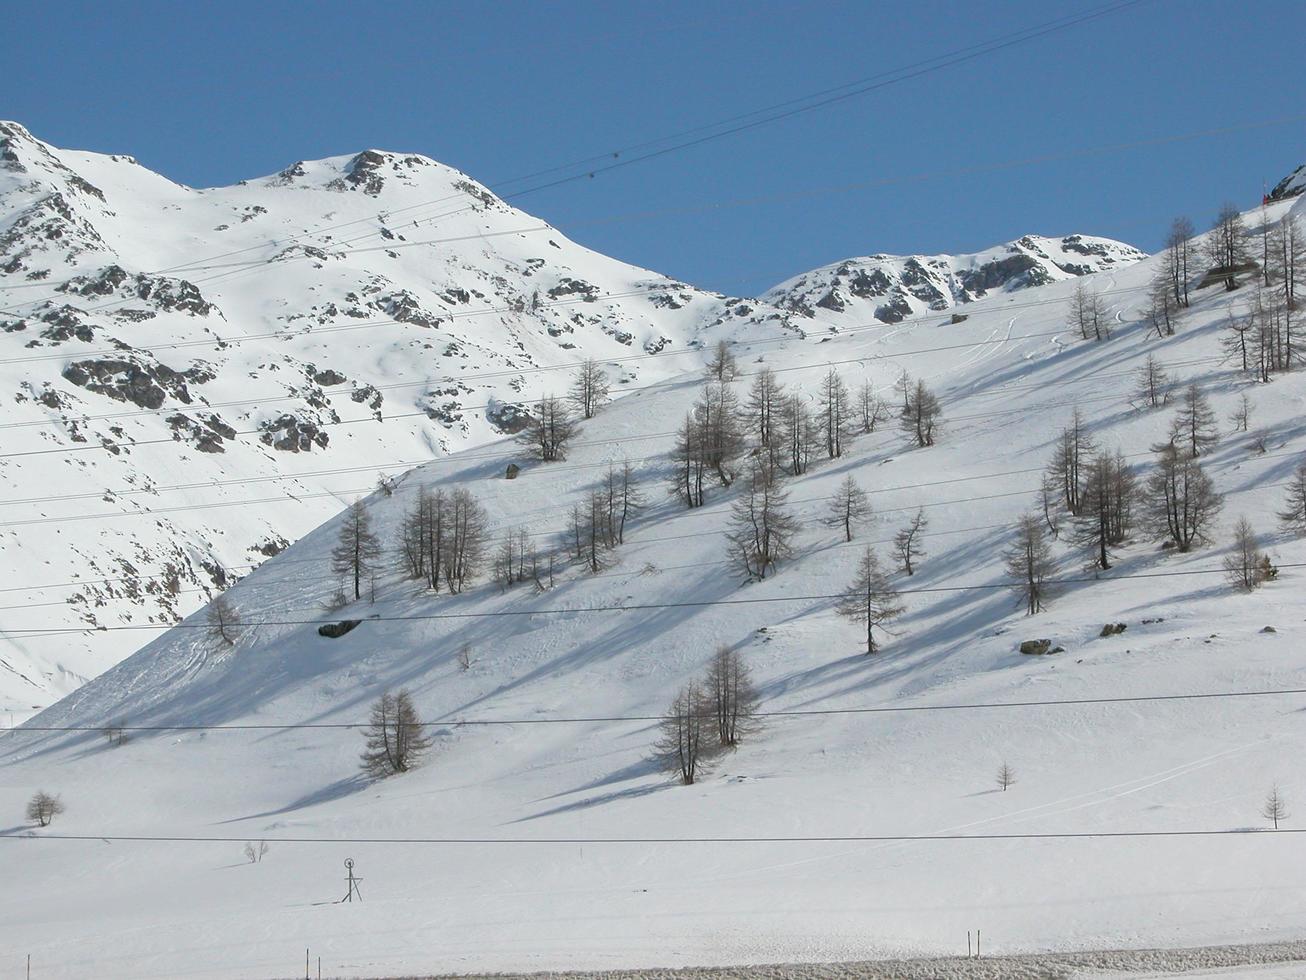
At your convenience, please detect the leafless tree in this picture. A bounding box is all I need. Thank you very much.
[26,791,64,827]
[1222,304,1253,373]
[521,394,578,462]
[893,369,912,414]
[996,762,1017,792]
[1072,451,1136,572]
[856,380,892,434]
[360,690,433,778]
[780,392,819,475]
[698,381,746,486]
[743,367,785,454]
[654,682,714,784]
[1223,517,1274,592]
[331,500,382,601]
[101,722,128,747]
[1039,471,1062,538]
[836,547,903,654]
[1048,408,1097,515]
[893,508,928,576]
[1165,216,1195,308]
[1135,354,1171,409]
[375,472,396,497]
[1279,460,1306,534]
[244,840,269,863]
[600,462,644,546]
[1205,202,1250,291]
[1003,513,1055,615]
[669,411,707,508]
[1268,213,1302,311]
[817,367,854,459]
[1145,445,1223,552]
[207,594,240,646]
[569,357,610,420]
[1146,274,1179,339]
[705,339,738,381]
[1263,785,1289,829]
[1229,392,1253,433]
[824,474,871,542]
[705,645,760,749]
[457,644,474,671]
[727,458,798,580]
[1168,384,1219,458]
[441,488,488,594]
[901,378,942,447]
[1068,281,1109,341]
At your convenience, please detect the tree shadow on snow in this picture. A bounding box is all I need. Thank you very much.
[215,772,371,824]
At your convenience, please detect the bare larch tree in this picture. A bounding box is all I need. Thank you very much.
[207,594,240,646]
[744,367,785,457]
[26,791,65,827]
[705,339,738,382]
[360,690,434,778]
[1206,202,1250,291]
[1135,354,1171,409]
[1004,513,1055,615]
[901,378,942,447]
[1145,445,1223,552]
[1223,517,1274,592]
[522,395,578,462]
[727,458,798,580]
[1068,282,1109,341]
[705,645,761,749]
[893,508,928,575]
[1048,408,1097,516]
[780,392,818,475]
[1072,451,1136,572]
[817,367,854,459]
[836,546,903,654]
[996,763,1016,792]
[1263,785,1289,829]
[824,474,871,542]
[1166,384,1219,458]
[331,500,382,601]
[654,682,714,784]
[856,380,892,434]
[1165,215,1194,308]
[568,357,610,420]
[1279,459,1306,534]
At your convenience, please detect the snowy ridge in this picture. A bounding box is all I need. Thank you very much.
[764,234,1147,326]
[3,194,1305,977]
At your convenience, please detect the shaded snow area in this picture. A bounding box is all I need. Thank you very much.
[4,151,1306,976]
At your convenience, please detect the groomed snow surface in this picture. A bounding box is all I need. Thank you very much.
[2,197,1306,978]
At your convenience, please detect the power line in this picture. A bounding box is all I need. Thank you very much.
[3,562,1300,637]
[12,686,1306,734]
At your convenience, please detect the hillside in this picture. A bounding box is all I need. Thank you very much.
[0,123,1144,720]
[2,193,1304,978]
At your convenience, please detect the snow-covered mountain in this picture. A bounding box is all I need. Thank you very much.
[0,123,1152,719]
[764,234,1147,326]
[0,121,806,717]
[3,185,1304,977]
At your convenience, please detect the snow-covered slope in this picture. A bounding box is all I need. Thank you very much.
[2,196,1304,978]
[764,234,1146,326]
[0,121,803,717]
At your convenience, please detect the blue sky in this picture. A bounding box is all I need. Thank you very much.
[6,0,1303,295]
